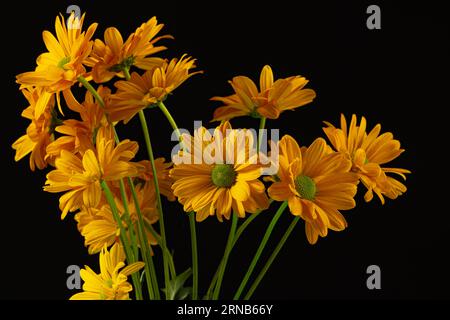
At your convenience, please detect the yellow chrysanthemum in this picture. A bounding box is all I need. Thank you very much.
[12,87,56,170]
[85,16,172,83]
[138,158,175,201]
[323,114,410,204]
[268,135,358,244]
[70,243,144,300]
[44,127,140,219]
[108,55,202,123]
[75,182,159,254]
[170,122,269,222]
[46,87,109,159]
[211,65,316,121]
[16,13,97,98]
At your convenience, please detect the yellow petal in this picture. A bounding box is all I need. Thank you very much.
[279,135,301,164]
[104,27,124,56]
[287,196,303,215]
[121,262,145,277]
[260,65,274,92]
[82,150,101,176]
[230,181,250,202]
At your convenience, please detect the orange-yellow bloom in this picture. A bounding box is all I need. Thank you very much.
[70,243,144,300]
[138,158,175,201]
[323,114,410,204]
[12,87,56,170]
[16,13,97,98]
[268,135,358,244]
[170,122,269,222]
[211,65,316,121]
[108,55,202,123]
[46,88,109,159]
[85,17,172,83]
[75,182,159,254]
[44,127,140,219]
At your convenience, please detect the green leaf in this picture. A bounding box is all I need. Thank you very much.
[161,268,193,300]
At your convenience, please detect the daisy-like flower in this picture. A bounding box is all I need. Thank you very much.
[170,122,269,222]
[44,126,141,219]
[12,87,56,170]
[16,13,97,113]
[108,55,202,123]
[70,243,144,300]
[323,114,410,204]
[75,181,159,254]
[46,87,109,159]
[268,135,358,244]
[211,65,316,121]
[137,158,175,201]
[85,16,173,83]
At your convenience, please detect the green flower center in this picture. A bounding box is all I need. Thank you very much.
[105,279,113,288]
[211,164,237,188]
[364,157,369,165]
[57,56,71,69]
[295,175,316,200]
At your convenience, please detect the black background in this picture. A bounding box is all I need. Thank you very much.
[1,0,449,300]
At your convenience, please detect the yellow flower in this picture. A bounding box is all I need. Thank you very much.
[12,87,56,170]
[268,135,358,244]
[75,182,159,254]
[70,243,144,300]
[108,55,202,123]
[138,158,175,201]
[46,87,109,159]
[323,114,410,204]
[85,16,172,83]
[44,126,140,219]
[16,13,97,111]
[211,65,316,121]
[170,122,269,222]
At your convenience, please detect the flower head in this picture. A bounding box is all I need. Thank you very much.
[211,65,316,121]
[70,243,144,300]
[16,13,97,95]
[137,158,175,201]
[12,87,57,170]
[44,126,141,219]
[46,87,109,159]
[170,122,269,222]
[108,55,202,123]
[85,17,172,83]
[76,181,159,254]
[268,135,358,244]
[323,114,410,204]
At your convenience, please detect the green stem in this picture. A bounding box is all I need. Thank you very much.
[120,68,162,298]
[212,212,238,299]
[123,67,131,81]
[244,216,300,300]
[189,212,199,300]
[100,180,143,300]
[155,102,199,298]
[205,202,271,299]
[77,76,105,107]
[138,110,170,299]
[78,77,144,299]
[125,177,160,300]
[233,201,287,300]
[232,199,273,248]
[257,117,266,153]
[143,220,176,279]
[157,101,182,143]
[117,180,139,268]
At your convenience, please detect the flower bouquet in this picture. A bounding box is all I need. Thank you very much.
[12,11,409,300]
